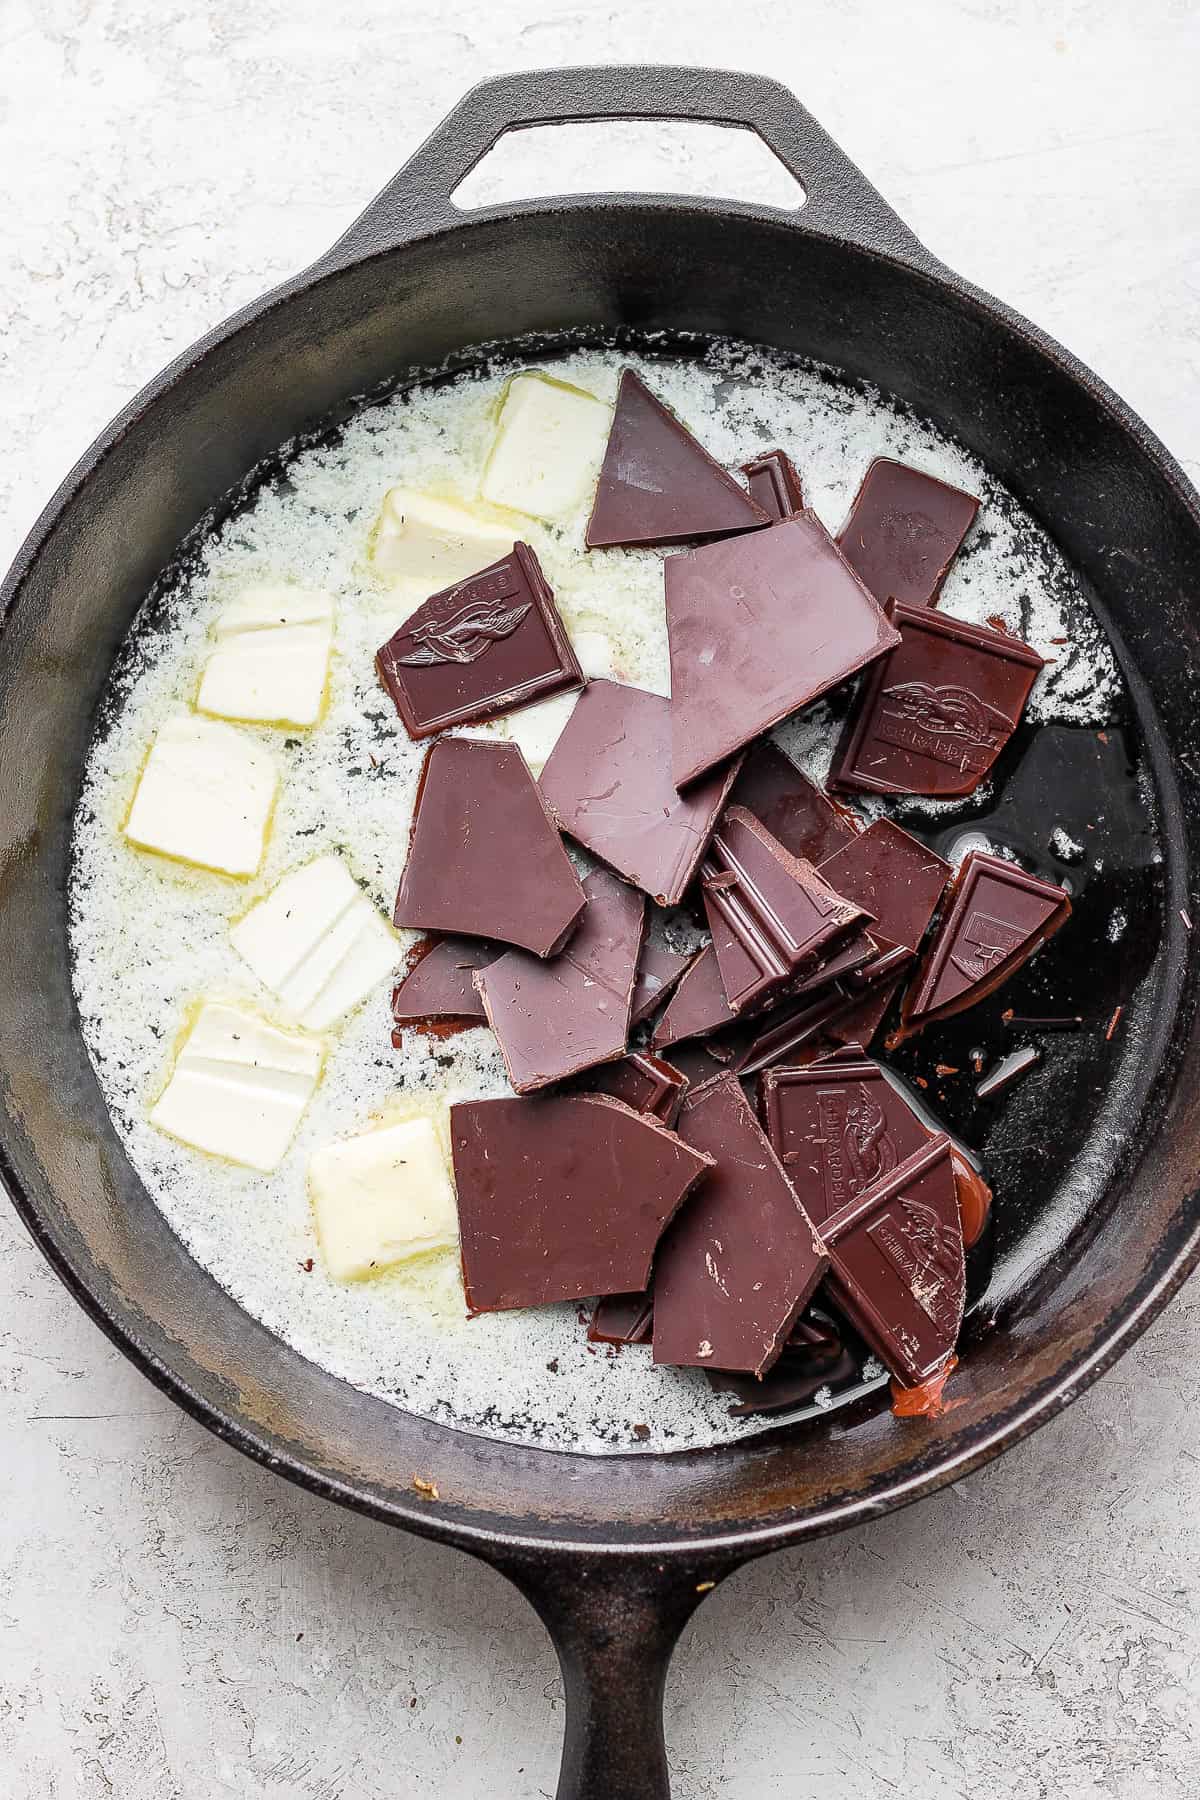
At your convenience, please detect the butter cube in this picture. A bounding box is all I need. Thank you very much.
[197,585,334,728]
[150,1002,323,1171]
[369,488,514,586]
[480,372,611,522]
[230,855,400,1030]
[309,1117,459,1281]
[124,713,277,877]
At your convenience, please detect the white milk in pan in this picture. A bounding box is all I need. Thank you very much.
[68,341,1120,1454]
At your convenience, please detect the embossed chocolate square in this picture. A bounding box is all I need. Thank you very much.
[830,602,1043,798]
[837,457,980,607]
[376,541,582,739]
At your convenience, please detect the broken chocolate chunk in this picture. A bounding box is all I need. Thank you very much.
[584,1050,689,1125]
[393,738,584,957]
[629,938,699,1027]
[650,944,736,1049]
[818,818,951,960]
[390,935,500,1033]
[902,850,1070,1032]
[476,868,645,1092]
[837,458,980,608]
[727,741,859,867]
[821,1135,966,1388]
[376,542,582,738]
[701,807,871,1013]
[830,603,1043,799]
[741,448,804,522]
[588,1290,654,1346]
[666,514,901,787]
[585,368,769,549]
[652,1074,830,1377]
[451,1093,714,1311]
[539,680,742,905]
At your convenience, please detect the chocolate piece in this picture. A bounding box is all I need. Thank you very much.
[666,514,900,787]
[822,1135,965,1387]
[452,1093,714,1312]
[822,967,908,1049]
[585,368,769,549]
[830,603,1043,799]
[701,807,871,1013]
[711,1310,859,1415]
[376,542,582,738]
[731,984,864,1076]
[476,869,645,1092]
[539,681,742,906]
[727,741,858,866]
[394,738,585,956]
[903,851,1070,1031]
[584,1050,689,1125]
[390,935,499,1033]
[656,1038,735,1086]
[652,1074,830,1377]
[651,945,736,1048]
[629,939,697,1027]
[975,1043,1041,1099]
[819,819,950,957]
[588,1290,654,1346]
[837,458,980,607]
[740,449,804,522]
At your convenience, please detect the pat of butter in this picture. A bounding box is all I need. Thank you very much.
[503,629,617,773]
[230,855,400,1030]
[480,371,611,522]
[369,488,514,586]
[124,713,277,877]
[309,1117,459,1281]
[197,585,334,728]
[150,1002,323,1171]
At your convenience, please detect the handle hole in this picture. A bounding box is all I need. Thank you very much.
[450,119,806,212]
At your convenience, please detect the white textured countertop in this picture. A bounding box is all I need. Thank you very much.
[2,3,1198,1795]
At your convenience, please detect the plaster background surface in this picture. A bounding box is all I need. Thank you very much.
[1,2,1198,1794]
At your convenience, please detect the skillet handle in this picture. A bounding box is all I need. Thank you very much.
[320,64,926,269]
[494,1549,732,1800]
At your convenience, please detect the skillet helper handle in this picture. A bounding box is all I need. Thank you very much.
[496,1551,729,1800]
[320,63,926,268]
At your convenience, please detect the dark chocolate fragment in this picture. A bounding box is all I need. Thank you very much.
[830,603,1043,799]
[476,868,645,1093]
[376,542,582,738]
[822,966,908,1049]
[584,1050,689,1125]
[837,458,980,608]
[652,1074,830,1377]
[394,738,585,957]
[390,935,499,1033]
[629,938,698,1027]
[818,819,951,957]
[701,807,871,1013]
[822,1135,966,1387]
[539,680,742,906]
[585,368,769,549]
[650,945,736,1049]
[656,1038,736,1086]
[902,851,1070,1032]
[666,514,900,787]
[588,1291,654,1346]
[731,984,864,1076]
[740,449,805,522]
[727,741,859,867]
[452,1093,714,1312]
[710,1309,859,1415]
[975,1043,1041,1099]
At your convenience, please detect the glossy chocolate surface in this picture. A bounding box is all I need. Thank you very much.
[831,602,1043,798]
[650,944,736,1049]
[585,368,769,549]
[376,542,581,737]
[652,1074,830,1377]
[837,457,980,607]
[740,448,804,522]
[818,818,951,957]
[629,939,698,1027]
[476,868,645,1092]
[451,1093,713,1312]
[666,513,900,786]
[539,680,742,905]
[727,740,858,867]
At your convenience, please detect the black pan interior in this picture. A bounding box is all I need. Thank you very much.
[1,205,1197,1550]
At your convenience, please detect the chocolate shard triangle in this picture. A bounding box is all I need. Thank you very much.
[902,850,1070,1032]
[475,868,646,1093]
[391,935,501,1033]
[821,1135,966,1387]
[629,938,699,1027]
[818,818,951,957]
[667,514,901,788]
[650,943,736,1049]
[451,1093,715,1312]
[701,807,871,1013]
[741,448,805,522]
[585,368,769,549]
[837,457,980,608]
[652,1074,831,1377]
[393,738,584,957]
[727,740,859,867]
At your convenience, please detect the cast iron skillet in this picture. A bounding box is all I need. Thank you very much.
[2,65,1200,1800]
